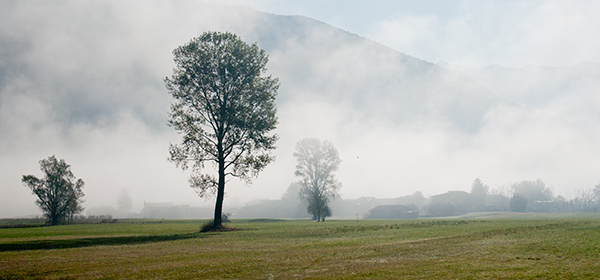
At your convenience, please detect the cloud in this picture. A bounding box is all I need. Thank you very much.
[368,1,600,68]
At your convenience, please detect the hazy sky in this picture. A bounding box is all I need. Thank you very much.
[214,0,600,68]
[1,0,599,218]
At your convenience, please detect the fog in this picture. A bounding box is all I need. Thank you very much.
[1,1,599,218]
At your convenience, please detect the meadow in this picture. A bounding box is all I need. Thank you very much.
[1,213,600,279]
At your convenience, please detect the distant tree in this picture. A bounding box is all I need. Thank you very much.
[553,195,570,212]
[573,188,595,212]
[281,182,302,201]
[165,32,279,230]
[511,179,552,207]
[280,182,309,218]
[117,188,133,213]
[22,155,85,225]
[412,191,424,199]
[593,183,600,201]
[470,178,489,196]
[470,178,489,211]
[509,194,528,212]
[489,185,512,198]
[294,138,341,222]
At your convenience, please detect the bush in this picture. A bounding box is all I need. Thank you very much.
[200,220,216,232]
[222,212,231,223]
[200,213,231,232]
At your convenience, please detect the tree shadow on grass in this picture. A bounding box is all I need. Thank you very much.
[0,232,207,252]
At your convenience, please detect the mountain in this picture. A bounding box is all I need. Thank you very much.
[248,14,503,133]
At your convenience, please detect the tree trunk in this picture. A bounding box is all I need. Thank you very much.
[50,212,58,225]
[50,203,58,225]
[213,146,226,229]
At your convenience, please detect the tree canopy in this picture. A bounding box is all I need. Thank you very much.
[165,31,279,230]
[22,155,85,225]
[470,178,489,197]
[511,179,552,202]
[293,138,341,221]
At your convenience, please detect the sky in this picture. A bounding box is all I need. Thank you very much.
[215,0,600,68]
[1,0,600,218]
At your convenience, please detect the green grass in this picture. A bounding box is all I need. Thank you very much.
[1,214,600,279]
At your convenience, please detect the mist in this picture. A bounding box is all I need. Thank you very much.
[1,0,599,218]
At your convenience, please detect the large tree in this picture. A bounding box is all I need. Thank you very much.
[165,32,279,230]
[22,155,85,225]
[293,138,341,221]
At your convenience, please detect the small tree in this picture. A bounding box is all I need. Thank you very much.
[165,32,279,230]
[294,138,341,222]
[117,188,133,213]
[22,155,85,225]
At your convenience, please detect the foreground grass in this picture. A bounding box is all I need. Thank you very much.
[1,214,600,279]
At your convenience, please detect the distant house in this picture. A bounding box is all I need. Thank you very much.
[364,205,419,219]
[427,191,473,216]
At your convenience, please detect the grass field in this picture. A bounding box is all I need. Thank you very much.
[1,213,600,279]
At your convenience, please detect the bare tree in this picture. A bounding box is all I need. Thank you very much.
[573,188,595,212]
[294,138,341,221]
[165,32,279,230]
[490,185,512,198]
[22,155,85,225]
[594,183,600,201]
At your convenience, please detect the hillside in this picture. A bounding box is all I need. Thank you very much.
[246,14,503,133]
